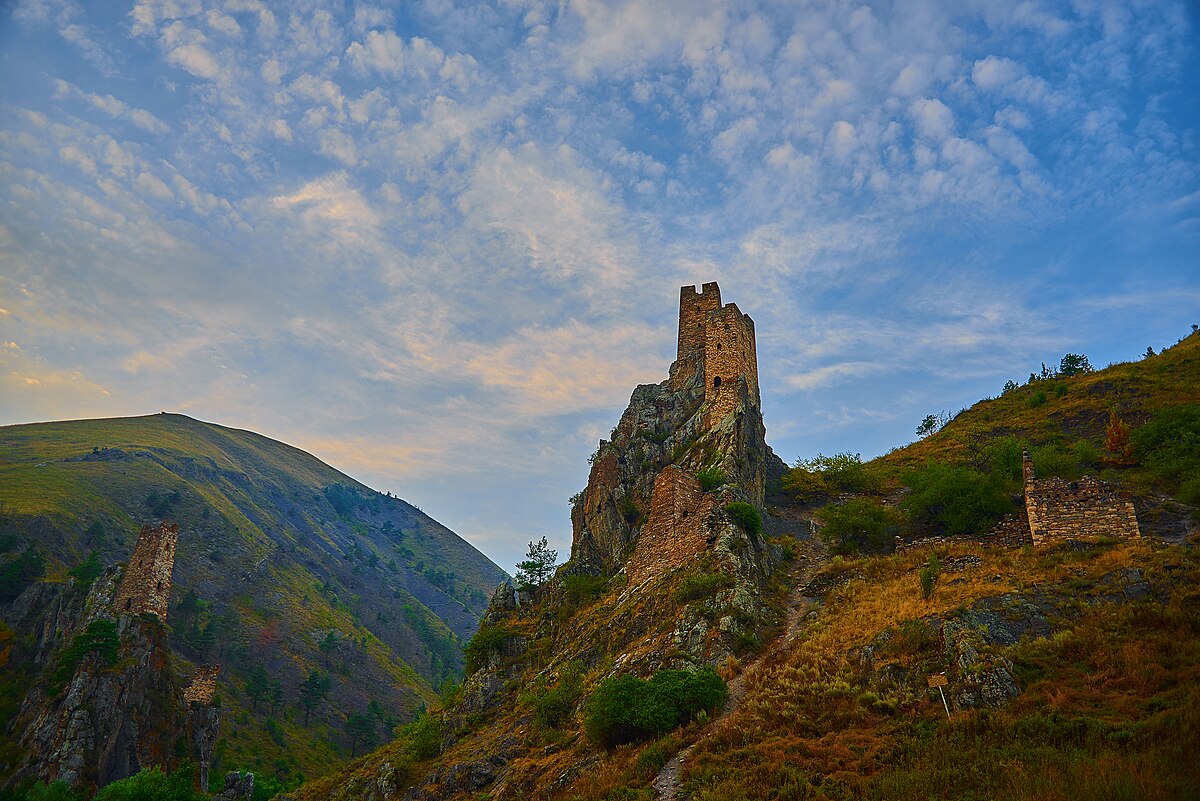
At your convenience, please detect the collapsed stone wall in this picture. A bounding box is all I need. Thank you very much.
[1023,451,1139,544]
[184,664,220,706]
[627,466,718,584]
[112,522,178,622]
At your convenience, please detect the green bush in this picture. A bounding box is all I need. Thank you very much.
[50,619,120,692]
[0,548,45,603]
[696,466,728,492]
[402,712,443,759]
[723,502,762,537]
[562,574,606,608]
[68,551,103,590]
[919,555,941,599]
[463,624,518,674]
[673,571,734,603]
[1133,405,1200,489]
[584,668,727,747]
[526,662,583,729]
[93,764,204,801]
[21,782,83,801]
[782,452,877,501]
[1031,444,1080,481]
[1027,390,1047,408]
[901,463,1014,536]
[817,498,901,555]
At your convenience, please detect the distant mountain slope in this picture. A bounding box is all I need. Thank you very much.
[0,413,508,789]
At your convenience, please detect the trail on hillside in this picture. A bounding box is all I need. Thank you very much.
[654,531,826,800]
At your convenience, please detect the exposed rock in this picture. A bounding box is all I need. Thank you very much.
[214,771,255,801]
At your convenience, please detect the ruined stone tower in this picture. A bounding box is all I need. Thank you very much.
[669,282,761,425]
[1022,451,1139,545]
[113,521,178,621]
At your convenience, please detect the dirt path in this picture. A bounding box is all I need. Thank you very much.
[654,536,826,800]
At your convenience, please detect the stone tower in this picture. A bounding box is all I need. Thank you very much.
[669,282,761,425]
[113,521,179,622]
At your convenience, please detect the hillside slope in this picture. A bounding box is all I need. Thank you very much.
[284,327,1198,801]
[0,413,508,792]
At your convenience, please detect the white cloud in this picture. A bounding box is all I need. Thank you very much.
[135,171,174,200]
[167,42,221,79]
[909,97,955,141]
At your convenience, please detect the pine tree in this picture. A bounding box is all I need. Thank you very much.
[514,537,557,592]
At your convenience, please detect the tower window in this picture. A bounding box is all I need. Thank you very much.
[125,598,132,610]
[157,581,163,592]
[713,377,721,388]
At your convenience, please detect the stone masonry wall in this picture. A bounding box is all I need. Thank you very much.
[703,303,760,425]
[184,665,220,706]
[628,466,716,584]
[671,282,722,391]
[1023,452,1139,544]
[113,522,178,622]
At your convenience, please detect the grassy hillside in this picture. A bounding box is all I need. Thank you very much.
[0,413,508,793]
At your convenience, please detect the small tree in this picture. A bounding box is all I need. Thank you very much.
[1001,379,1019,395]
[245,665,270,712]
[1144,346,1156,358]
[319,631,339,667]
[298,670,331,726]
[919,554,941,599]
[1058,353,1092,376]
[1104,410,1134,465]
[916,414,939,438]
[345,711,378,757]
[514,537,557,592]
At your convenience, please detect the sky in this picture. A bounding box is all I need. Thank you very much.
[1,0,1197,573]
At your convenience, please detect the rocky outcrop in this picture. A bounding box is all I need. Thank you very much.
[3,565,188,793]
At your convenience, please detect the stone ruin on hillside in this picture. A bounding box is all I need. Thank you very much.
[1022,450,1140,544]
[185,665,222,791]
[898,450,1140,551]
[112,521,178,621]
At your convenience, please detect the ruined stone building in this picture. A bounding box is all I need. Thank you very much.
[669,282,761,425]
[1022,451,1140,544]
[185,665,222,791]
[112,521,178,621]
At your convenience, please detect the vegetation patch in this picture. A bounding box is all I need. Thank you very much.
[673,571,734,603]
[723,502,762,537]
[463,624,520,674]
[584,668,727,747]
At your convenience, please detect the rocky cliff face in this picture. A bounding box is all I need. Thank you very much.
[568,296,783,577]
[3,566,189,793]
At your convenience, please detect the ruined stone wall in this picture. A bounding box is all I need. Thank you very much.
[1026,476,1139,544]
[703,303,760,425]
[113,522,178,622]
[1022,452,1139,544]
[895,508,1032,553]
[184,665,220,706]
[628,466,716,583]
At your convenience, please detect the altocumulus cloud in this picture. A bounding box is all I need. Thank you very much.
[0,0,1197,570]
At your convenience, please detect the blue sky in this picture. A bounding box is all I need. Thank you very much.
[1,0,1197,572]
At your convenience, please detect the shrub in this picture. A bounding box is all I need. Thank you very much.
[526,662,583,729]
[584,668,727,747]
[1031,444,1080,481]
[1132,405,1200,487]
[1027,390,1047,408]
[93,763,203,801]
[783,453,877,502]
[463,624,518,674]
[68,551,103,589]
[901,463,1013,536]
[817,498,901,555]
[562,574,606,608]
[50,619,120,692]
[919,555,941,599]
[402,712,443,759]
[723,502,762,537]
[673,571,734,603]
[0,548,45,603]
[697,466,728,492]
[22,782,83,801]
